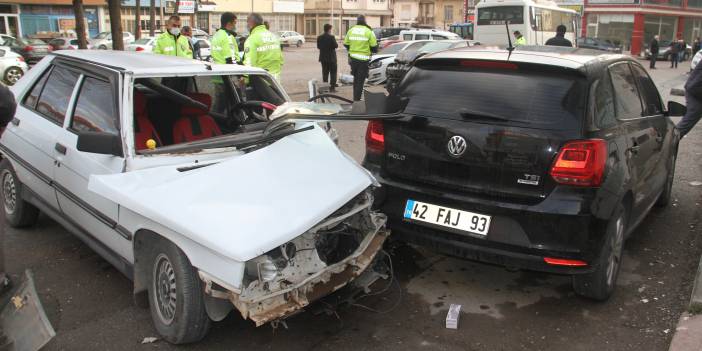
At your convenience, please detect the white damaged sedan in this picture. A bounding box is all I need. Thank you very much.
[0,51,388,343]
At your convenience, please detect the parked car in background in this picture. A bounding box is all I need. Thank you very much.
[365,46,681,301]
[0,47,27,84]
[691,49,702,71]
[126,37,156,52]
[89,31,135,50]
[277,31,305,47]
[48,37,84,50]
[0,35,52,64]
[385,39,479,92]
[194,38,211,60]
[644,39,692,61]
[192,28,209,39]
[1,50,387,344]
[399,29,460,41]
[379,35,401,49]
[368,41,428,85]
[373,27,403,41]
[576,37,622,53]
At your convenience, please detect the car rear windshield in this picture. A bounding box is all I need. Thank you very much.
[380,43,405,55]
[399,65,586,130]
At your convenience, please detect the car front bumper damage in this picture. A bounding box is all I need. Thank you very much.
[201,190,389,326]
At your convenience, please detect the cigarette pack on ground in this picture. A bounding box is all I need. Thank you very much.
[446,304,461,329]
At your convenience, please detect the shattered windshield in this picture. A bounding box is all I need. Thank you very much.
[133,74,286,153]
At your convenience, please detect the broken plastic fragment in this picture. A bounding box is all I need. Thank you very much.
[141,337,159,344]
[446,304,461,329]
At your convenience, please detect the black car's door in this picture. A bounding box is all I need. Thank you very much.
[608,62,658,213]
[630,63,671,193]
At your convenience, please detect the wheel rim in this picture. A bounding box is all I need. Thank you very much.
[2,170,17,215]
[606,217,624,286]
[6,68,22,84]
[153,253,177,325]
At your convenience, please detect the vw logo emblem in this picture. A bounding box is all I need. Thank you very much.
[447,135,467,158]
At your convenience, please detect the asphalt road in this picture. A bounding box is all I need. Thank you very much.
[4,47,702,351]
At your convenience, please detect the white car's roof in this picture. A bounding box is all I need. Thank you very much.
[52,50,265,76]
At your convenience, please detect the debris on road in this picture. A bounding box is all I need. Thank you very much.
[689,181,702,187]
[141,337,159,344]
[446,304,461,329]
[0,270,55,351]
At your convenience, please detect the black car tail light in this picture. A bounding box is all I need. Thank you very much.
[550,139,607,187]
[365,120,385,154]
[544,257,588,267]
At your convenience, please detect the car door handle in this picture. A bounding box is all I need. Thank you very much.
[54,143,67,155]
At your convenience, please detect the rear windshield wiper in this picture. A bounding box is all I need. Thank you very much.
[458,108,524,124]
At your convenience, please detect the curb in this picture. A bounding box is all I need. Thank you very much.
[691,254,702,311]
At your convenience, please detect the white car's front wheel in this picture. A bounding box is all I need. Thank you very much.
[4,67,23,85]
[0,159,39,228]
[147,239,211,344]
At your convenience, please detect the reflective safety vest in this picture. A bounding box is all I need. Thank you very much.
[152,32,192,59]
[244,25,284,81]
[343,25,377,61]
[211,28,240,64]
[515,36,527,46]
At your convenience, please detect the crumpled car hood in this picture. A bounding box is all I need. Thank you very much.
[88,126,374,262]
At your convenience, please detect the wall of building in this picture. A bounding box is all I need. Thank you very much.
[393,0,419,27]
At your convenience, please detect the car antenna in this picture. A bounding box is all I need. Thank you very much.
[505,21,515,60]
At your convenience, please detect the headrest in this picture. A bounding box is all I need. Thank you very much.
[181,93,212,115]
[134,91,147,116]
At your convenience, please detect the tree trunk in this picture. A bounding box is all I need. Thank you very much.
[134,0,141,40]
[174,0,179,16]
[72,0,88,49]
[149,0,155,37]
[107,0,124,50]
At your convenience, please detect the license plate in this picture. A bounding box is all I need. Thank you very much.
[403,200,491,236]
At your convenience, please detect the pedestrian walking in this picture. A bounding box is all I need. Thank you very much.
[152,15,192,58]
[694,37,701,56]
[0,83,16,293]
[677,59,702,137]
[181,26,199,60]
[317,24,338,92]
[211,12,239,64]
[650,35,659,69]
[679,39,686,63]
[243,13,284,82]
[513,31,526,46]
[545,25,572,47]
[670,39,679,68]
[343,15,377,101]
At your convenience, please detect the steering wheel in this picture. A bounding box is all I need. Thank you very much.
[235,101,278,122]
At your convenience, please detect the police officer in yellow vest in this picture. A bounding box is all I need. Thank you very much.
[243,13,284,82]
[211,12,240,64]
[152,15,192,58]
[344,15,377,101]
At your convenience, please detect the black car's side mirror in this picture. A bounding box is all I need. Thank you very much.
[667,101,687,117]
[77,131,123,157]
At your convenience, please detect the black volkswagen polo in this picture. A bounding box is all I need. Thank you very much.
[363,46,683,300]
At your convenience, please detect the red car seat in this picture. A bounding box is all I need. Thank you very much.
[133,92,162,150]
[172,93,222,143]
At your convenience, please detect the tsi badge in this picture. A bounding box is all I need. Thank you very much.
[518,174,541,186]
[447,135,467,158]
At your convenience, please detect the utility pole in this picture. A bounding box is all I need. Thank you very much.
[331,0,334,36]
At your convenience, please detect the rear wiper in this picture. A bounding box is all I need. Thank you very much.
[458,108,518,123]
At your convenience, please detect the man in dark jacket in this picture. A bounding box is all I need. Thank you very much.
[317,24,338,92]
[650,35,660,69]
[0,83,16,292]
[545,25,572,47]
[677,59,702,137]
[671,39,680,68]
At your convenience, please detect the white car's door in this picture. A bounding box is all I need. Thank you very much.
[53,62,130,258]
[1,61,79,210]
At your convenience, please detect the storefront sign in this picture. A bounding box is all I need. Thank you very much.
[198,3,216,12]
[560,5,583,14]
[273,1,304,13]
[178,0,195,13]
[58,18,75,31]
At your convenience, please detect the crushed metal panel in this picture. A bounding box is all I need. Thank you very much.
[0,270,55,351]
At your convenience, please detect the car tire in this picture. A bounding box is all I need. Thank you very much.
[656,152,676,207]
[296,40,303,47]
[0,159,39,228]
[572,203,627,301]
[4,67,23,85]
[99,45,107,50]
[147,239,211,344]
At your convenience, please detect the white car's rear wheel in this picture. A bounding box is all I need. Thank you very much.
[4,67,23,85]
[147,239,210,344]
[0,159,39,228]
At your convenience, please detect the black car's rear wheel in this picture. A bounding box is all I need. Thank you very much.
[572,204,627,301]
[147,239,210,344]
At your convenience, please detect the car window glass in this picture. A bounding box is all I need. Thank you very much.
[403,34,413,40]
[594,74,617,128]
[630,64,663,115]
[71,77,119,134]
[609,63,643,120]
[23,66,52,109]
[416,34,430,40]
[432,35,447,40]
[35,66,80,125]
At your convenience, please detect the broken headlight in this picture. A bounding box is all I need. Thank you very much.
[245,243,297,283]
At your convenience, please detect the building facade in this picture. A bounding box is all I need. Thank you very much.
[0,0,105,38]
[583,0,702,55]
[417,0,466,29]
[203,0,304,35]
[394,0,419,27]
[302,0,392,37]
